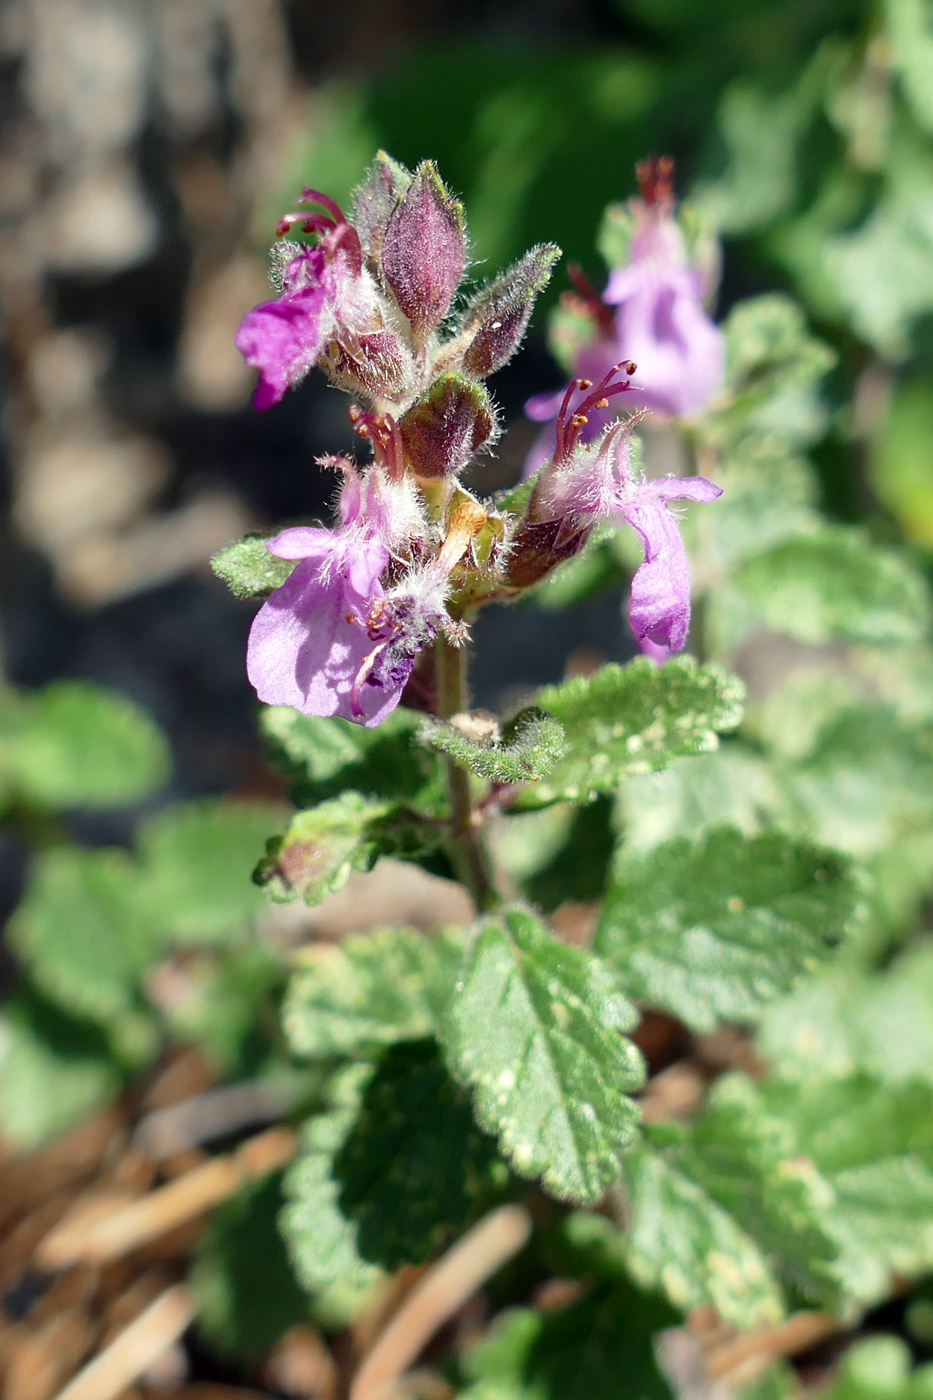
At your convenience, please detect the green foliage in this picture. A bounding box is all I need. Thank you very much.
[523,795,615,912]
[262,704,442,806]
[596,827,861,1031]
[284,926,466,1059]
[8,846,160,1050]
[459,1280,676,1400]
[732,530,932,646]
[516,658,744,808]
[623,1145,784,1328]
[334,1039,508,1268]
[191,1171,309,1360]
[0,994,121,1150]
[817,1335,933,1400]
[443,906,644,1204]
[137,800,286,943]
[419,712,566,783]
[0,681,168,809]
[281,1065,383,1315]
[211,533,298,598]
[254,792,389,905]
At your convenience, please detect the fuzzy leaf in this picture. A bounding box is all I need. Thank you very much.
[281,1066,382,1311]
[595,827,861,1032]
[261,705,438,807]
[624,1146,784,1329]
[733,530,932,646]
[460,1280,675,1400]
[254,793,390,905]
[517,657,744,808]
[8,847,159,1031]
[419,712,566,784]
[284,926,466,1059]
[191,1171,309,1360]
[0,681,169,809]
[211,533,298,599]
[137,800,287,943]
[443,906,644,1205]
[334,1039,507,1268]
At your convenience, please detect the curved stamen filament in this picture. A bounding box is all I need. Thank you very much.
[298,188,346,224]
[554,362,637,462]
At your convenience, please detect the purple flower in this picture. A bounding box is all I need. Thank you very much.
[246,463,430,726]
[235,191,409,410]
[533,417,722,657]
[523,158,725,475]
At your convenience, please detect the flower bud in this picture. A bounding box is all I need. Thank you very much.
[462,243,561,378]
[382,161,466,341]
[398,372,496,479]
[352,150,413,273]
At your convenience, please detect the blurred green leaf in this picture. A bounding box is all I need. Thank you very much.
[0,994,121,1150]
[210,533,297,599]
[8,847,159,1039]
[523,795,615,913]
[334,1039,507,1268]
[443,906,644,1205]
[0,681,169,809]
[459,1279,676,1400]
[157,943,286,1075]
[138,800,286,943]
[816,1334,932,1400]
[519,658,744,808]
[732,530,932,645]
[596,827,861,1031]
[283,926,466,1059]
[623,1145,784,1328]
[869,375,933,547]
[191,1171,309,1360]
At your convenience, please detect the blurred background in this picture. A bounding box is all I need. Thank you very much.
[0,0,928,809]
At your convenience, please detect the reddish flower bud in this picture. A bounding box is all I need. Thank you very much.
[381,161,466,341]
[461,243,561,379]
[398,372,496,479]
[351,150,413,273]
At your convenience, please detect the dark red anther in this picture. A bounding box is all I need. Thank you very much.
[636,155,675,207]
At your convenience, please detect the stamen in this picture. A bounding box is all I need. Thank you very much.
[556,362,636,461]
[275,211,335,238]
[567,264,615,337]
[350,641,390,717]
[297,189,346,224]
[635,155,675,207]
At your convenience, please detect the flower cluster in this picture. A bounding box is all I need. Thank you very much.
[235,152,722,726]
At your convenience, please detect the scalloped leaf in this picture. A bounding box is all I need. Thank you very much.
[419,712,566,784]
[211,533,298,599]
[254,792,391,905]
[442,906,644,1205]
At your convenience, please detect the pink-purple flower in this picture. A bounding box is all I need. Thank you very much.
[524,157,725,476]
[523,398,722,657]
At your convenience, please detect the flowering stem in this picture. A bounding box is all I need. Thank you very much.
[435,636,498,911]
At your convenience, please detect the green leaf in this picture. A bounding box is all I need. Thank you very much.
[0,995,121,1150]
[137,800,286,943]
[191,1171,309,1360]
[334,1039,508,1268]
[459,1280,676,1400]
[524,795,615,913]
[284,926,466,1059]
[757,944,933,1087]
[443,906,644,1205]
[281,1066,383,1316]
[733,530,932,646]
[157,943,286,1074]
[1,681,169,809]
[518,658,744,808]
[669,1074,843,1308]
[261,704,437,806]
[623,1146,784,1329]
[595,827,862,1032]
[210,533,298,598]
[816,1335,925,1400]
[254,792,390,905]
[419,712,566,784]
[8,847,159,1035]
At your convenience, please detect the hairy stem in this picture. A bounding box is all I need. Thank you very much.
[435,636,497,911]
